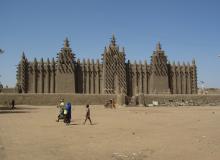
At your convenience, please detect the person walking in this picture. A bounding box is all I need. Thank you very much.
[83,104,93,125]
[11,99,15,109]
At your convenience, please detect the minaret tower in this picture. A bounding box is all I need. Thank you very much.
[55,38,76,93]
[17,52,28,93]
[102,34,127,94]
[149,42,170,94]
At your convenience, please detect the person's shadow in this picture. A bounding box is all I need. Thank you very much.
[69,123,80,125]
[69,122,97,125]
[0,106,37,114]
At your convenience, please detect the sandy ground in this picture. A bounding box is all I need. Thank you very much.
[0,105,220,160]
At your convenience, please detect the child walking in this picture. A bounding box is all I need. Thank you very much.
[83,104,93,125]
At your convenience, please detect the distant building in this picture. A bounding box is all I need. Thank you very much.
[16,35,197,95]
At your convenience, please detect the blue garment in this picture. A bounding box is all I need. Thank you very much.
[65,102,72,119]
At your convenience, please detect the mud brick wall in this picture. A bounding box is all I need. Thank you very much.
[1,94,220,106]
[1,88,16,93]
[143,94,220,105]
[0,94,116,105]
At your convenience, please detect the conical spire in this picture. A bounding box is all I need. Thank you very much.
[192,58,196,65]
[96,59,100,65]
[47,58,50,64]
[187,62,190,67]
[156,42,162,51]
[122,47,125,53]
[134,60,137,65]
[111,34,116,46]
[52,57,55,64]
[64,37,70,48]
[183,62,186,66]
[22,51,26,59]
[41,58,44,64]
[104,46,107,53]
[144,59,147,65]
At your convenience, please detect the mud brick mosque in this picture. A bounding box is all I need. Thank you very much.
[16,35,197,96]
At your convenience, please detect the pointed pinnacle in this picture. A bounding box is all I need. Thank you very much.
[47,58,50,64]
[111,34,116,46]
[156,42,162,51]
[34,58,37,63]
[122,47,125,53]
[192,58,196,65]
[64,37,70,48]
[22,51,26,59]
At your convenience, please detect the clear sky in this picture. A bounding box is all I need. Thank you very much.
[0,0,220,88]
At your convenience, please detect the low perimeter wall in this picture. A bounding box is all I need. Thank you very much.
[143,94,220,106]
[0,93,116,105]
[0,93,220,106]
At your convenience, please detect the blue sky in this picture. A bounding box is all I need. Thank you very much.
[0,0,220,88]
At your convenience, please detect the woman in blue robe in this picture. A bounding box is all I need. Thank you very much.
[64,102,72,124]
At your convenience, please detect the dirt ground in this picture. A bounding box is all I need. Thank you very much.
[0,105,220,160]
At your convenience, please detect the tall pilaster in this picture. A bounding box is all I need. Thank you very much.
[177,62,181,94]
[82,59,86,93]
[172,62,177,94]
[40,58,44,93]
[143,60,148,94]
[91,59,95,94]
[187,62,191,94]
[138,61,143,93]
[33,58,37,93]
[50,58,55,93]
[95,59,100,94]
[191,59,198,94]
[46,58,50,93]
[86,59,90,94]
[133,61,137,95]
[182,62,187,94]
